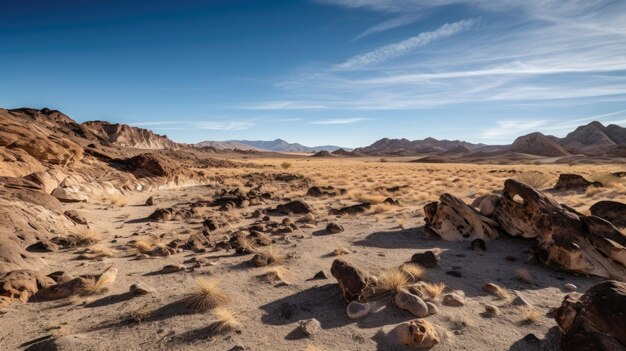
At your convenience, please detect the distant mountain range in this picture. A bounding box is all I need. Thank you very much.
[350,121,626,158]
[196,138,351,153]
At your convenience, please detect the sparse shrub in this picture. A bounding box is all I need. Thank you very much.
[67,230,101,247]
[521,307,542,324]
[422,282,446,298]
[281,161,292,170]
[378,267,410,293]
[209,307,241,332]
[183,278,230,313]
[81,267,117,296]
[401,263,425,281]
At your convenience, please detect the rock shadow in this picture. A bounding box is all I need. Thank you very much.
[259,283,409,332]
[84,291,136,308]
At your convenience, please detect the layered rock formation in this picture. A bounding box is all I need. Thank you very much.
[424,178,626,280]
[83,121,180,149]
[0,108,230,277]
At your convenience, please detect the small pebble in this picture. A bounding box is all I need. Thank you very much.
[563,283,577,292]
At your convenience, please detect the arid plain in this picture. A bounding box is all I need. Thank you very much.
[1,108,626,351]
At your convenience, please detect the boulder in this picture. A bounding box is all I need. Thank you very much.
[330,259,375,302]
[274,200,312,215]
[326,222,344,234]
[52,187,88,202]
[494,179,626,280]
[386,319,440,349]
[410,251,438,268]
[423,193,500,241]
[553,174,602,192]
[347,301,370,319]
[590,200,626,227]
[0,270,56,302]
[442,291,465,307]
[555,280,626,351]
[394,289,429,317]
[329,203,371,216]
[64,210,88,225]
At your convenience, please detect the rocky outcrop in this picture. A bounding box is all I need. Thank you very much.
[553,174,602,192]
[0,108,84,177]
[555,280,626,350]
[84,121,180,149]
[510,132,569,157]
[425,179,626,280]
[424,193,500,241]
[495,179,626,279]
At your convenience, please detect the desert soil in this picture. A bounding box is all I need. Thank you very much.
[2,159,623,351]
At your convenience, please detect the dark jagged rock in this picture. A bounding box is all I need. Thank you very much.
[411,251,438,267]
[590,200,626,227]
[274,200,312,215]
[330,259,375,302]
[329,203,371,216]
[553,174,602,192]
[555,280,626,350]
[494,179,626,280]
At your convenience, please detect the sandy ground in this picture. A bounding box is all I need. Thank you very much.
[0,177,604,351]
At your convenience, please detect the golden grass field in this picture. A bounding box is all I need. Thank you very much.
[209,157,626,221]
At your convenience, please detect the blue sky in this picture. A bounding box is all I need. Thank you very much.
[2,0,626,147]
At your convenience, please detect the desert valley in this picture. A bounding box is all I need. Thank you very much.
[0,107,625,351]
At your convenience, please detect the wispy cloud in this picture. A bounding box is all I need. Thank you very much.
[194,121,254,130]
[310,117,368,124]
[353,13,423,40]
[334,19,474,70]
[480,120,548,139]
[130,121,180,127]
[252,0,626,111]
[240,101,328,110]
[130,120,254,131]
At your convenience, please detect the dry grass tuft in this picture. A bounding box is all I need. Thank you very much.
[378,267,410,293]
[208,307,241,332]
[521,307,542,324]
[514,171,552,189]
[351,191,387,204]
[128,305,152,323]
[401,263,425,281]
[422,282,446,298]
[85,245,119,258]
[515,269,533,284]
[107,195,128,207]
[486,283,512,300]
[237,235,257,253]
[280,161,292,170]
[183,278,230,313]
[81,267,117,296]
[257,247,286,265]
[67,230,101,247]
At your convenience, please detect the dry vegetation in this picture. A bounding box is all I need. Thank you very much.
[183,278,230,313]
[378,267,410,293]
[209,158,626,215]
